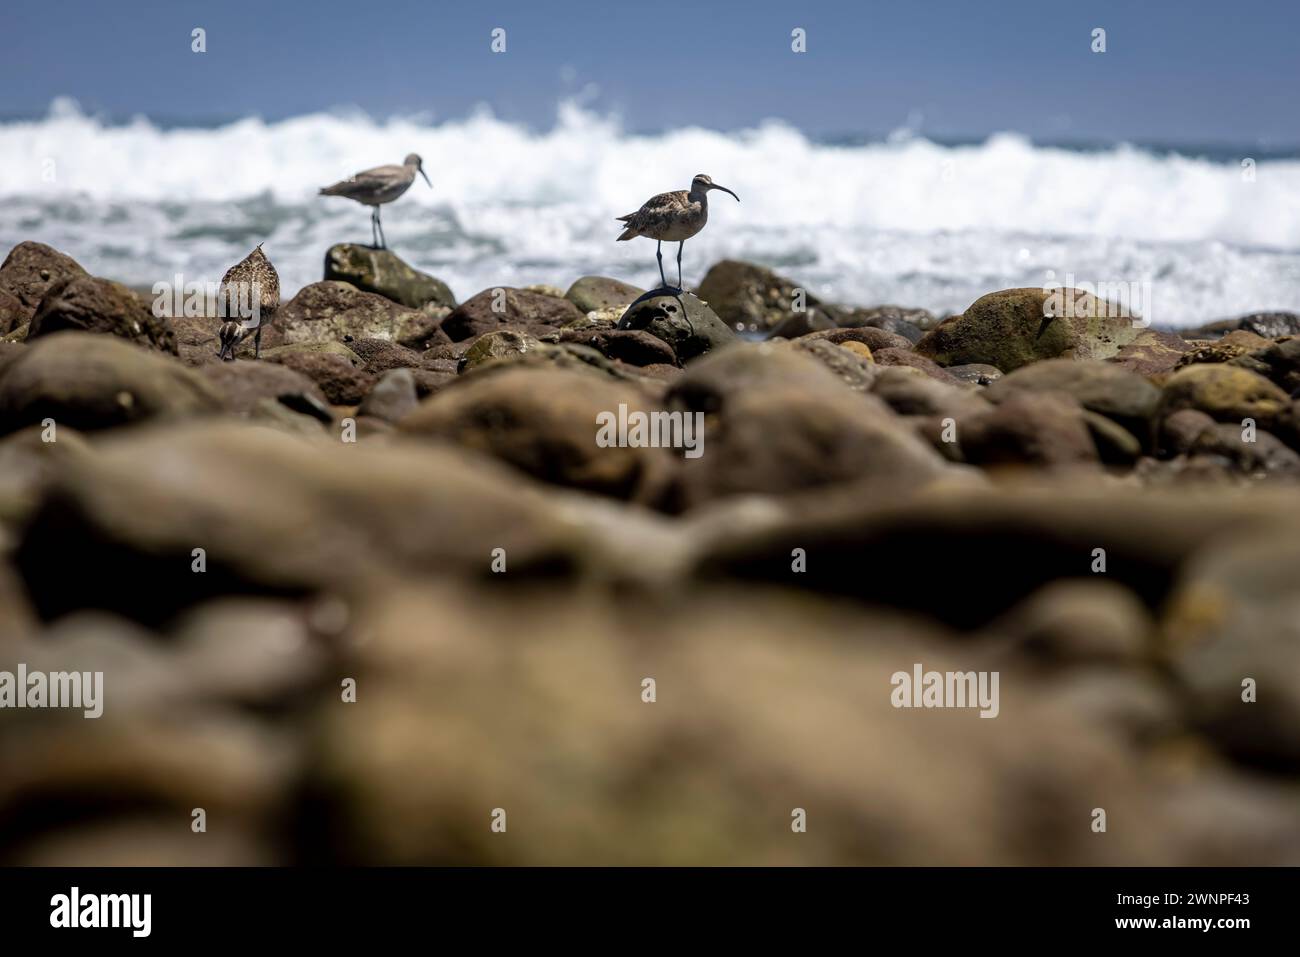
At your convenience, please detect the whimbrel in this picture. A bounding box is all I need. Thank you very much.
[319,153,431,249]
[217,243,279,360]
[617,173,739,289]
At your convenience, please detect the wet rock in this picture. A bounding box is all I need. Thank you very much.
[557,327,678,367]
[617,291,736,362]
[695,259,823,333]
[0,241,89,326]
[1108,329,1193,378]
[666,345,949,507]
[564,276,644,314]
[324,244,455,310]
[915,287,1141,371]
[357,368,418,422]
[398,367,676,504]
[987,359,1161,446]
[265,349,374,405]
[961,391,1098,467]
[0,332,222,436]
[27,275,177,353]
[1156,364,1295,440]
[198,360,329,416]
[277,281,431,346]
[439,287,583,343]
[1167,536,1300,767]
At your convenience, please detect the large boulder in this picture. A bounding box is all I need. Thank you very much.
[987,359,1162,445]
[960,391,1099,467]
[27,275,177,353]
[9,422,609,623]
[617,291,735,362]
[439,287,584,343]
[915,287,1142,371]
[398,366,676,505]
[0,332,222,435]
[1156,364,1295,439]
[0,242,89,328]
[197,360,330,417]
[695,260,829,333]
[665,344,950,507]
[323,244,455,310]
[1167,537,1300,767]
[276,281,434,347]
[264,347,374,405]
[311,583,1194,865]
[564,276,644,314]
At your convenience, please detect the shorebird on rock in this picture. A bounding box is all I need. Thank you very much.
[217,243,279,360]
[319,153,431,249]
[617,173,739,290]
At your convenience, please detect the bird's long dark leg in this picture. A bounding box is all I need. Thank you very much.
[370,208,378,248]
[655,240,667,289]
[676,241,685,291]
[254,325,262,360]
[376,207,387,250]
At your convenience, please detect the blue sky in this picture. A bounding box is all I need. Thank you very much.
[2,0,1297,145]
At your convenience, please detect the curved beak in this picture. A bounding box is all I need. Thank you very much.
[419,168,432,189]
[712,183,739,202]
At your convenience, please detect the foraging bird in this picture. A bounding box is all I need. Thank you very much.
[217,243,279,361]
[318,153,432,250]
[617,173,739,290]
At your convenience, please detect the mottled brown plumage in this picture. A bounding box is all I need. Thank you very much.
[617,173,738,289]
[217,244,279,360]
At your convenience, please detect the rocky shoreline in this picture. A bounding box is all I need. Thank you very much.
[1,239,1299,865]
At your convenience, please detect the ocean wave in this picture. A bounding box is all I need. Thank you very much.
[0,98,1298,323]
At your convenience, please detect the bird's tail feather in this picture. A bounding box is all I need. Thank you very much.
[616,227,638,241]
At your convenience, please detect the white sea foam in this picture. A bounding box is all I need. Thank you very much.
[1,97,1297,324]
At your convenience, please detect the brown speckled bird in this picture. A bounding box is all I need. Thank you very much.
[217,243,279,361]
[617,173,739,289]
